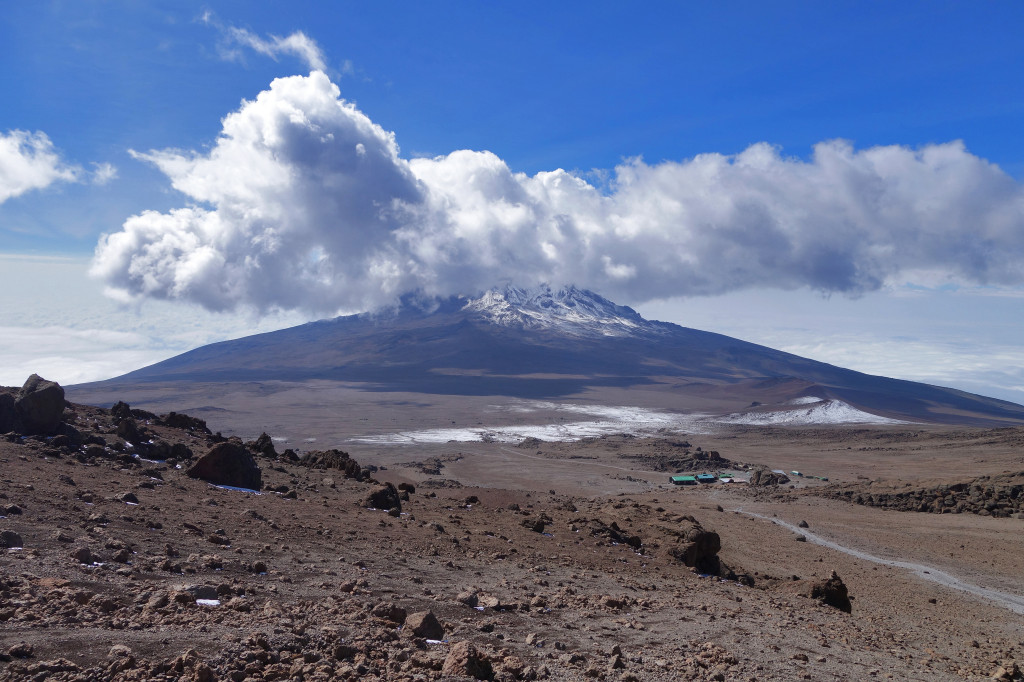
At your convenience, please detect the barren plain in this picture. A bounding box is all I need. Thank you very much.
[2,380,1023,681]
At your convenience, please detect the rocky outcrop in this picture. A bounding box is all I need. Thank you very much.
[572,517,642,548]
[0,392,16,433]
[116,417,145,445]
[811,571,852,613]
[247,432,278,458]
[300,449,363,480]
[110,401,133,422]
[663,516,723,574]
[618,444,735,473]
[160,411,211,434]
[778,570,853,613]
[818,472,1024,517]
[187,442,262,491]
[749,468,791,486]
[14,375,65,435]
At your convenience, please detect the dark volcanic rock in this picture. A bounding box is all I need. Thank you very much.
[247,432,277,458]
[187,442,263,491]
[666,517,722,574]
[300,449,363,479]
[817,472,1024,518]
[160,411,211,434]
[110,401,133,422]
[364,482,400,511]
[578,518,642,548]
[15,374,65,435]
[0,392,17,433]
[116,418,144,445]
[0,530,23,548]
[520,513,552,533]
[811,571,853,613]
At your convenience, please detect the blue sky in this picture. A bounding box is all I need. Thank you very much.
[2,2,1024,404]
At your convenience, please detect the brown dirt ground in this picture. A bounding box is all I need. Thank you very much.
[2,396,1023,681]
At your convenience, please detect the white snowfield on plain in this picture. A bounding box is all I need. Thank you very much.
[350,398,903,445]
[720,398,908,426]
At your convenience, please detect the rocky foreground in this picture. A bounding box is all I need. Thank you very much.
[1,376,1023,681]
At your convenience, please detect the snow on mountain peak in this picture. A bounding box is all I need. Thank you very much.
[462,284,651,337]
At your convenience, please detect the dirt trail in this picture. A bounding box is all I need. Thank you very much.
[735,508,1024,615]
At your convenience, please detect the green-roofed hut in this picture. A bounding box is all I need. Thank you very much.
[670,475,697,485]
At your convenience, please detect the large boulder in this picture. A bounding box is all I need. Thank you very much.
[0,392,17,433]
[187,442,262,491]
[405,610,445,640]
[116,418,145,445]
[301,449,363,480]
[247,432,277,458]
[364,483,401,511]
[749,468,790,486]
[442,641,493,680]
[520,513,553,533]
[666,517,722,574]
[780,570,853,613]
[0,530,23,548]
[15,374,65,435]
[160,411,211,434]
[810,571,852,613]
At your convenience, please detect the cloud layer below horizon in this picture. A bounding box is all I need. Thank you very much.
[92,70,1024,314]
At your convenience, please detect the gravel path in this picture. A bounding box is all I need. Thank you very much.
[736,508,1024,615]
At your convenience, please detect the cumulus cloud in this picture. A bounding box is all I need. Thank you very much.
[92,71,1024,315]
[0,130,81,203]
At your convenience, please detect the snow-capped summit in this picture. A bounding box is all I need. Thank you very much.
[461,284,651,337]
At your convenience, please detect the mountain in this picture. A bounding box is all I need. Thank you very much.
[71,285,1024,426]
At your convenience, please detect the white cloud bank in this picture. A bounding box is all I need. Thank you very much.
[0,130,81,203]
[92,70,1024,315]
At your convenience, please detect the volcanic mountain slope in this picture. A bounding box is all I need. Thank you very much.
[73,286,1024,426]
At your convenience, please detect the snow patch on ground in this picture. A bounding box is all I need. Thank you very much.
[350,398,905,444]
[720,399,908,426]
[350,402,710,444]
